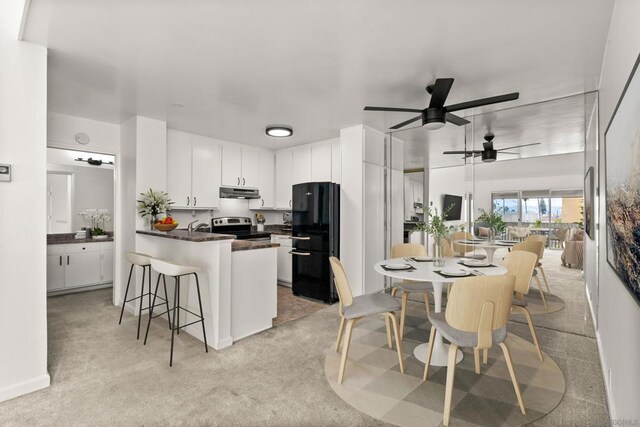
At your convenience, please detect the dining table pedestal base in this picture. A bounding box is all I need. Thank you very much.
[413,335,464,366]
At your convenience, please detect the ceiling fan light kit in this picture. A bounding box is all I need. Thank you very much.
[422,109,446,130]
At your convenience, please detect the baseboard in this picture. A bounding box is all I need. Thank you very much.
[585,285,616,418]
[0,373,50,403]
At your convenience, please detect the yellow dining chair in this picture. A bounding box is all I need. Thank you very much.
[512,241,548,310]
[390,243,432,339]
[504,250,544,361]
[451,231,486,260]
[423,275,524,426]
[329,257,405,384]
[525,235,552,294]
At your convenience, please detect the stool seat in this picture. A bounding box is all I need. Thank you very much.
[151,259,200,277]
[125,251,153,266]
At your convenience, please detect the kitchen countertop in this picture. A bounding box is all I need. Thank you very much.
[231,240,280,252]
[48,233,114,245]
[136,229,235,242]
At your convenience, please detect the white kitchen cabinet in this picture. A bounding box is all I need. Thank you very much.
[192,135,221,208]
[221,144,242,187]
[167,130,193,208]
[292,146,312,184]
[221,144,260,188]
[275,149,293,209]
[242,148,260,188]
[272,235,292,284]
[249,150,275,209]
[331,138,341,184]
[47,242,114,293]
[167,130,220,209]
[311,143,332,182]
[47,253,65,291]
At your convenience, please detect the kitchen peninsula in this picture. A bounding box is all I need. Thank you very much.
[136,229,279,350]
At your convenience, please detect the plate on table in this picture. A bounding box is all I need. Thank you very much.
[461,259,490,267]
[384,263,413,270]
[496,241,515,246]
[411,256,433,262]
[440,269,471,277]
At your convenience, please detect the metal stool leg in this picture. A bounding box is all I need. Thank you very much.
[136,266,147,340]
[148,265,152,312]
[176,276,180,335]
[119,264,134,325]
[162,275,172,329]
[144,273,162,345]
[194,273,208,352]
[170,276,179,367]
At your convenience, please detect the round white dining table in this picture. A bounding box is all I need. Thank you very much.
[454,240,516,263]
[374,257,507,367]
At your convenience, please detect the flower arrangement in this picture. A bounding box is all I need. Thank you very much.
[413,205,455,238]
[476,208,506,237]
[79,209,111,236]
[137,189,174,221]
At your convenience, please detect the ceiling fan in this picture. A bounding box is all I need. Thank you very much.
[364,78,519,131]
[443,133,541,163]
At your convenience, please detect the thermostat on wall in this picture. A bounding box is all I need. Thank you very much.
[0,164,11,182]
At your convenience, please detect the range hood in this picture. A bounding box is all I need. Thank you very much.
[219,186,260,199]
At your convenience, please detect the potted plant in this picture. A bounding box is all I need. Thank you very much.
[79,209,111,239]
[137,189,174,229]
[414,205,454,267]
[533,219,543,228]
[476,209,506,242]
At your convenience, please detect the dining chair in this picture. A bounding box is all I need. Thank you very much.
[329,257,405,384]
[451,231,486,260]
[504,250,544,361]
[525,235,552,294]
[512,241,548,310]
[423,275,525,426]
[390,243,432,339]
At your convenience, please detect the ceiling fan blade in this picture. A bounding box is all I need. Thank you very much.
[496,142,541,151]
[390,115,422,130]
[499,151,519,154]
[388,124,424,133]
[364,106,423,113]
[445,112,470,126]
[443,150,482,155]
[445,92,520,113]
[474,152,482,157]
[429,78,455,108]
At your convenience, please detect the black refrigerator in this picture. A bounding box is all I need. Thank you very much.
[291,182,340,303]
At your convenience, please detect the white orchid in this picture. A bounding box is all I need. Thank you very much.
[79,209,111,235]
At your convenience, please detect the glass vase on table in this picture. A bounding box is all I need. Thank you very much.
[432,236,446,267]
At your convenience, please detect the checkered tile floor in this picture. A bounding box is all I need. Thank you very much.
[325,311,565,426]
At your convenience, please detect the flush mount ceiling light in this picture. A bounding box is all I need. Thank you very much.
[266,125,293,137]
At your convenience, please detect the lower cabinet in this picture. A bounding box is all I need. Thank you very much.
[271,235,292,285]
[47,241,114,293]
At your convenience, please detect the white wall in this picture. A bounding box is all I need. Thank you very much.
[48,112,120,154]
[0,0,50,402]
[595,0,640,419]
[429,164,470,228]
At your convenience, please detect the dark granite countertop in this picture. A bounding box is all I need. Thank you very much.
[232,240,280,252]
[48,233,114,245]
[136,229,235,242]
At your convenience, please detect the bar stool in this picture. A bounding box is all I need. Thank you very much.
[119,252,172,339]
[144,259,208,367]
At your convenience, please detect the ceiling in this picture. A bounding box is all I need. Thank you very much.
[23,0,613,151]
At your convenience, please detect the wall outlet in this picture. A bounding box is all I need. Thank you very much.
[0,164,11,182]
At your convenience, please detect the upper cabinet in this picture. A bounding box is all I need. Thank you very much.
[292,146,312,184]
[221,144,260,188]
[167,129,220,210]
[249,150,275,210]
[275,149,293,209]
[311,143,332,182]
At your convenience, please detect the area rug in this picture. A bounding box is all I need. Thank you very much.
[325,315,565,427]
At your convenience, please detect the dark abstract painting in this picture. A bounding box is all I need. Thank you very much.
[605,53,640,306]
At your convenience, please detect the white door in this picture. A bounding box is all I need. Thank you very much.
[47,173,72,233]
[275,149,293,209]
[192,135,221,209]
[311,143,332,182]
[292,146,312,184]
[241,147,260,188]
[65,251,102,288]
[47,253,65,291]
[221,144,242,187]
[101,250,114,283]
[249,150,275,209]
[167,130,193,208]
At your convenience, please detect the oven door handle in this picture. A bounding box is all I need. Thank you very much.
[289,251,311,256]
[290,236,310,240]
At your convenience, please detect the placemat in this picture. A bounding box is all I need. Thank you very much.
[458,262,497,268]
[409,257,433,262]
[380,264,416,272]
[434,270,475,279]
